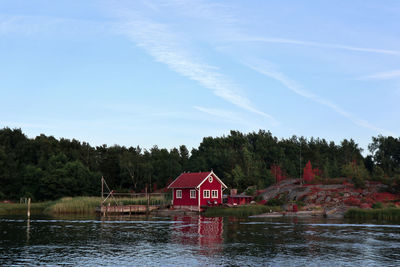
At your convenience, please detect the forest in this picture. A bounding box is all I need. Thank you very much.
[0,127,399,201]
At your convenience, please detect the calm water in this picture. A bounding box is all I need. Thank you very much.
[1,215,400,266]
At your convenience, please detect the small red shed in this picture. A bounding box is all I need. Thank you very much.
[227,194,253,205]
[167,170,227,211]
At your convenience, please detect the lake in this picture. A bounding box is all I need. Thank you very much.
[1,215,400,266]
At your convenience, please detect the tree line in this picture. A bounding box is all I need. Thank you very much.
[0,128,399,201]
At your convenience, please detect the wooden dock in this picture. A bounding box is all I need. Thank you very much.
[96,205,159,215]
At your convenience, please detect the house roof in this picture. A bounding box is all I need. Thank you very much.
[167,171,227,189]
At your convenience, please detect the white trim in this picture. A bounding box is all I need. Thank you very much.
[203,190,210,198]
[211,190,218,198]
[190,189,196,199]
[176,189,182,199]
[197,170,228,189]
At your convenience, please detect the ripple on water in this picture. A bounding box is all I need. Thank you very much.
[1,216,400,266]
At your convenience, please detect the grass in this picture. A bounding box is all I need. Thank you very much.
[0,195,170,215]
[44,197,101,214]
[115,196,169,206]
[0,201,54,215]
[345,207,400,222]
[204,205,281,217]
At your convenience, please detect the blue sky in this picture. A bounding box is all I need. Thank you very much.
[1,0,399,152]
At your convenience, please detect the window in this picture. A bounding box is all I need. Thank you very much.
[212,190,218,198]
[176,190,182,199]
[208,176,213,183]
[203,190,210,198]
[190,190,196,199]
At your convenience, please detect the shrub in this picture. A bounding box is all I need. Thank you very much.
[372,202,383,209]
[267,198,284,206]
[345,208,400,222]
[344,197,361,206]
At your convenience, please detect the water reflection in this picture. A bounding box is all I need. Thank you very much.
[171,216,223,256]
[26,218,30,243]
[1,215,400,266]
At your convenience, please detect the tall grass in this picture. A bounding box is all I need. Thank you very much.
[204,205,281,217]
[0,195,170,215]
[45,195,169,214]
[0,201,54,215]
[345,208,400,222]
[115,196,169,206]
[44,197,101,214]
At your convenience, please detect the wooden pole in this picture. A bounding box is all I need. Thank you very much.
[27,198,31,218]
[101,177,105,216]
[101,176,104,202]
[145,185,149,214]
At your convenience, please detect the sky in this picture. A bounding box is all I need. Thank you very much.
[1,0,399,152]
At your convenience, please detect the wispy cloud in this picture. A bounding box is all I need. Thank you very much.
[359,69,400,80]
[113,10,275,122]
[237,36,400,56]
[245,60,395,136]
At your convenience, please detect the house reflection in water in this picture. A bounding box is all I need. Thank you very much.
[171,216,223,255]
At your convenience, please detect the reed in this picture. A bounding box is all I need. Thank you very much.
[0,201,54,215]
[44,197,100,214]
[44,195,169,214]
[345,208,400,222]
[204,205,281,217]
[0,195,170,215]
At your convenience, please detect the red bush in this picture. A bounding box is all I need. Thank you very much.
[344,197,361,206]
[303,161,314,182]
[271,165,286,183]
[258,200,267,205]
[363,197,375,204]
[373,192,399,202]
[360,203,372,209]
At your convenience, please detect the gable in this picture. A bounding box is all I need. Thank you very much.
[168,171,211,188]
[197,172,227,189]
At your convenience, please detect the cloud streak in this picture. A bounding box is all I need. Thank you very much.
[245,60,395,136]
[359,69,400,80]
[239,36,400,56]
[114,11,275,123]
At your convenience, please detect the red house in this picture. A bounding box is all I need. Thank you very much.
[167,170,227,211]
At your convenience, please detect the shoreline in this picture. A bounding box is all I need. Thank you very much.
[250,210,345,219]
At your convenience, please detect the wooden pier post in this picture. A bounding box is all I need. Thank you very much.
[145,185,149,214]
[27,198,31,218]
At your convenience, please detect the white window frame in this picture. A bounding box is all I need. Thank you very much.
[176,190,182,199]
[211,190,218,198]
[208,176,213,183]
[203,190,210,198]
[190,190,196,199]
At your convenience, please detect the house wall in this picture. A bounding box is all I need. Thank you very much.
[227,197,251,205]
[199,174,223,206]
[173,188,198,206]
